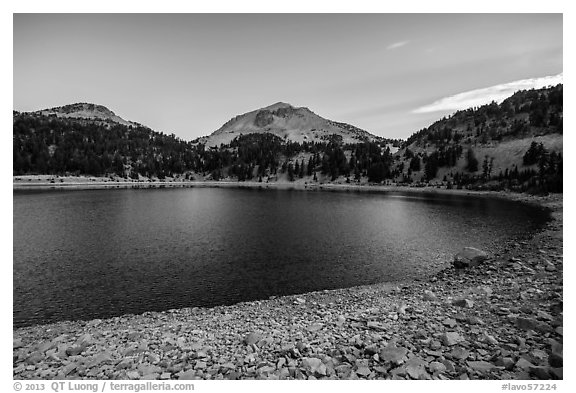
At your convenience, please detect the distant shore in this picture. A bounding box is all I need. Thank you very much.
[14,176,560,215]
[12,175,513,199]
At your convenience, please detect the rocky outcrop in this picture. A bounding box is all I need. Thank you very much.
[253,110,274,127]
[453,247,489,269]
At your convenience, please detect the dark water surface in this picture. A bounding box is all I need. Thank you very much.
[13,187,549,327]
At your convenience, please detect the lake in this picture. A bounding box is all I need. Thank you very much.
[13,187,549,327]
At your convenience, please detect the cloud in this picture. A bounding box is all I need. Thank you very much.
[387,41,408,50]
[413,73,563,114]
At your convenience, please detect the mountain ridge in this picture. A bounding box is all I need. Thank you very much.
[201,102,383,147]
[13,84,562,193]
[32,102,136,127]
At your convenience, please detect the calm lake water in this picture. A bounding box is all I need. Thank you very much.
[13,187,549,327]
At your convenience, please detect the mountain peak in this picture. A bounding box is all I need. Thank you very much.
[262,102,294,111]
[35,103,133,126]
[203,102,381,147]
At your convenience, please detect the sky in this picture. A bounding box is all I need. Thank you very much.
[13,13,562,140]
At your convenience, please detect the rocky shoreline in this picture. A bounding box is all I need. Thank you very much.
[13,192,563,380]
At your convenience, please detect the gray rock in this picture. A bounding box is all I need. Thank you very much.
[367,321,386,331]
[405,356,429,380]
[37,340,56,353]
[115,359,133,370]
[454,313,468,322]
[516,317,538,331]
[515,358,535,370]
[467,316,483,325]
[545,262,556,272]
[495,357,515,370]
[86,351,113,368]
[429,340,442,350]
[364,343,378,356]
[65,345,85,356]
[379,345,408,365]
[61,363,78,376]
[549,341,563,367]
[423,290,438,301]
[442,332,463,346]
[440,359,456,373]
[278,367,290,380]
[442,318,458,328]
[13,338,23,349]
[126,370,140,379]
[467,361,496,373]
[549,367,563,379]
[425,349,443,357]
[194,360,207,370]
[453,247,488,269]
[334,364,353,377]
[450,346,470,360]
[481,333,499,345]
[138,364,162,375]
[301,357,326,376]
[429,361,447,374]
[452,298,474,308]
[555,327,563,336]
[356,366,371,377]
[390,366,407,377]
[257,365,276,376]
[75,333,93,347]
[25,352,44,365]
[529,366,551,379]
[221,362,236,371]
[396,303,408,314]
[243,332,262,345]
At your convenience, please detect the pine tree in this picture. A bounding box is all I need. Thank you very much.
[466,148,479,172]
[288,163,295,181]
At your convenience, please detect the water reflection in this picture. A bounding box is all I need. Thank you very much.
[13,187,549,327]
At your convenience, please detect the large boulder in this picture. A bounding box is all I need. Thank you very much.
[453,247,488,269]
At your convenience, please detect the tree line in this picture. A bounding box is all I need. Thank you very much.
[13,113,398,183]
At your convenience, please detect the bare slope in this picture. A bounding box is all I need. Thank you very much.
[35,103,135,127]
[202,102,381,147]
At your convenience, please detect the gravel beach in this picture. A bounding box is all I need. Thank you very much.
[13,191,563,380]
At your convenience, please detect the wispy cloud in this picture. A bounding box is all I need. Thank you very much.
[386,41,408,50]
[413,73,563,114]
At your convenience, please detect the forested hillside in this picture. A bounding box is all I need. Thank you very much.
[13,114,196,179]
[12,111,398,183]
[395,84,563,193]
[13,84,562,194]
